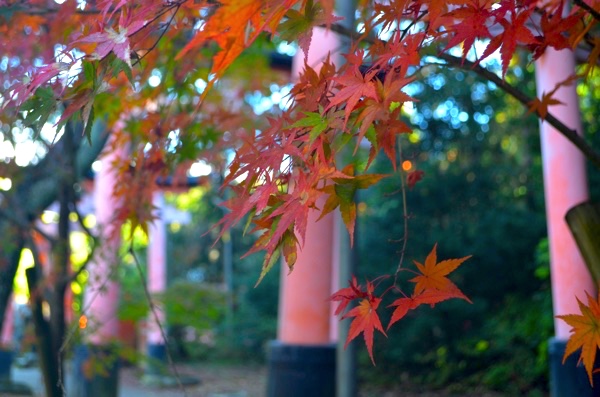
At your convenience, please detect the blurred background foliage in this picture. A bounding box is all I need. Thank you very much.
[113,50,600,395]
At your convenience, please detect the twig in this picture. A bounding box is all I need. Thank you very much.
[573,0,600,22]
[393,139,410,284]
[66,206,99,283]
[0,205,57,245]
[129,243,188,397]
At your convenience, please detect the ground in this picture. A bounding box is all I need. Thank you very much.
[120,363,508,397]
[120,363,267,397]
[9,361,510,396]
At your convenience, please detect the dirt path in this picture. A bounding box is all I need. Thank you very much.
[119,363,507,397]
[120,363,267,397]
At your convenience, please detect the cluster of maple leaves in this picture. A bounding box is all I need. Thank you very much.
[332,244,471,363]
[2,0,600,382]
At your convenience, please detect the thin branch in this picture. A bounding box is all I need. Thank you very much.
[573,0,600,22]
[393,140,410,284]
[129,243,188,397]
[0,205,57,245]
[438,52,600,169]
[66,205,99,283]
[135,4,182,66]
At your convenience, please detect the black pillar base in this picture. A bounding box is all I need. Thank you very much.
[145,343,167,376]
[72,344,120,397]
[266,341,336,397]
[549,337,600,397]
[0,349,13,383]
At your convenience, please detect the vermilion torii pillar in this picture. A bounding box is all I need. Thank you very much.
[74,141,124,397]
[266,27,341,397]
[535,46,597,394]
[145,191,168,375]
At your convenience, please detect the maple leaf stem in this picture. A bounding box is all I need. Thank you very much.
[399,11,429,42]
[439,53,600,170]
[134,3,183,67]
[393,139,410,283]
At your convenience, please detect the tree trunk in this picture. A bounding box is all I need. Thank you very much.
[0,120,109,397]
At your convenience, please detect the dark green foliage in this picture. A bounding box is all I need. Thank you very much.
[356,58,553,394]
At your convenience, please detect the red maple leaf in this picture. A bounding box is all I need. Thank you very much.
[326,61,379,129]
[480,3,539,75]
[342,280,386,364]
[407,169,425,189]
[443,0,493,59]
[331,276,367,315]
[388,285,471,330]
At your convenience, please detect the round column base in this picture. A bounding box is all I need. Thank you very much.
[549,337,600,397]
[71,344,120,397]
[266,341,336,397]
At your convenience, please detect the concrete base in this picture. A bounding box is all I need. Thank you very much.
[71,344,120,397]
[266,341,336,397]
[549,337,600,397]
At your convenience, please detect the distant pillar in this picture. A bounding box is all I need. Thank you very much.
[535,46,597,395]
[74,144,124,397]
[145,191,167,375]
[0,298,13,383]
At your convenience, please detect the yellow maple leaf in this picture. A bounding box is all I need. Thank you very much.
[557,291,600,386]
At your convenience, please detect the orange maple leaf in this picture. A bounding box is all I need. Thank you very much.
[388,285,471,330]
[342,281,386,364]
[410,244,471,296]
[557,291,600,386]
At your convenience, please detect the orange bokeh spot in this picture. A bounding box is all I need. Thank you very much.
[402,160,412,171]
[79,315,87,329]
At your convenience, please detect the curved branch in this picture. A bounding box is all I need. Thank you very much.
[573,0,600,22]
[438,53,600,169]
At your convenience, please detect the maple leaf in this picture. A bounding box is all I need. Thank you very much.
[331,276,367,315]
[342,281,386,364]
[76,19,146,67]
[480,4,539,76]
[557,291,600,385]
[410,244,471,296]
[319,165,388,244]
[177,0,300,95]
[528,92,563,120]
[388,285,471,330]
[527,75,577,119]
[326,61,379,129]
[279,0,342,59]
[8,62,70,107]
[407,169,425,189]
[288,111,329,143]
[443,0,492,59]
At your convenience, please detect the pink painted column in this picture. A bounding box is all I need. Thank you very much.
[535,49,591,335]
[83,149,123,344]
[277,209,335,344]
[1,299,13,348]
[535,46,594,394]
[267,28,340,397]
[74,141,124,397]
[145,191,167,372]
[278,26,341,346]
